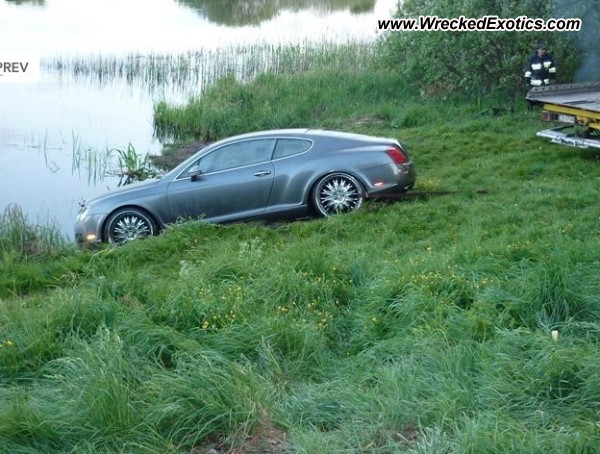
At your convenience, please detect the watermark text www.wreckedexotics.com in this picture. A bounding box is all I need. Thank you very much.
[377,15,582,32]
[0,54,40,83]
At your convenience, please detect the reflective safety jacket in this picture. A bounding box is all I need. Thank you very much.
[524,52,556,86]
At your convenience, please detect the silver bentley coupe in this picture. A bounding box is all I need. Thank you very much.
[75,129,416,244]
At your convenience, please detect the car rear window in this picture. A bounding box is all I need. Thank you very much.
[272,139,312,160]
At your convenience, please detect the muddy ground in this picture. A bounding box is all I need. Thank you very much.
[150,141,210,171]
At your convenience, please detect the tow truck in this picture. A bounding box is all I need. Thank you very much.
[526,81,600,149]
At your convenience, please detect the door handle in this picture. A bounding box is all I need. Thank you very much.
[254,170,272,177]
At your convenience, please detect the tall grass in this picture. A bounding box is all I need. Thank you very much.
[71,137,160,186]
[0,205,65,259]
[0,205,88,299]
[44,41,375,100]
[3,56,600,451]
[71,132,112,185]
[153,68,421,142]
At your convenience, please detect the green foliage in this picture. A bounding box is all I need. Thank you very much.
[0,205,88,298]
[152,41,406,142]
[154,70,419,142]
[109,143,159,186]
[377,0,582,97]
[0,205,65,260]
[5,43,600,452]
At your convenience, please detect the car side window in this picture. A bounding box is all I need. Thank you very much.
[199,139,276,173]
[272,138,312,160]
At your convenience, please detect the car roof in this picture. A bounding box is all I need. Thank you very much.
[225,129,310,141]
[224,128,391,142]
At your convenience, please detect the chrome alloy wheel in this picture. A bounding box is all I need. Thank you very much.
[313,173,363,216]
[105,208,156,244]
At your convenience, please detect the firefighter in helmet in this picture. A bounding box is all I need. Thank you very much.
[525,43,556,87]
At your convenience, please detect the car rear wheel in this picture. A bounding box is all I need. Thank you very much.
[312,172,363,217]
[104,208,157,244]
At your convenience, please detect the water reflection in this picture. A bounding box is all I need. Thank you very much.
[177,0,376,25]
[5,0,44,5]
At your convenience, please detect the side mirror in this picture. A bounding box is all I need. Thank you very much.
[187,165,203,182]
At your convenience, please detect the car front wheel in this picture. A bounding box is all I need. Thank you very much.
[104,208,157,244]
[312,172,363,217]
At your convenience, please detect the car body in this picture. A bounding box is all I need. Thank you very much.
[75,129,416,244]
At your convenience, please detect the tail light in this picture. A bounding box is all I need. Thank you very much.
[542,111,558,122]
[386,146,408,165]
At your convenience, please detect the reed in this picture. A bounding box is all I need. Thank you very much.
[108,143,160,186]
[43,41,375,100]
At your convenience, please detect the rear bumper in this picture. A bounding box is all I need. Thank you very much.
[365,162,416,196]
[537,126,600,149]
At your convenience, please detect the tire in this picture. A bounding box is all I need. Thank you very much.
[104,208,157,244]
[311,172,364,217]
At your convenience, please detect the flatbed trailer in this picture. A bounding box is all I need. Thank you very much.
[526,82,600,149]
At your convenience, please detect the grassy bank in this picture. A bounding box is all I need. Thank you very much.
[153,69,414,142]
[2,61,600,452]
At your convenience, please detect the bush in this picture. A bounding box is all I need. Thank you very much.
[377,0,585,98]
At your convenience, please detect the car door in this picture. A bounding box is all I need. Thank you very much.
[166,138,276,222]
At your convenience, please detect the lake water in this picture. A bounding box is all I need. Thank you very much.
[0,0,397,239]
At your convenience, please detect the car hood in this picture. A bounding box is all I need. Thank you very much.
[84,178,164,208]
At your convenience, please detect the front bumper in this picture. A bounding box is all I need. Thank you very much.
[74,212,105,244]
